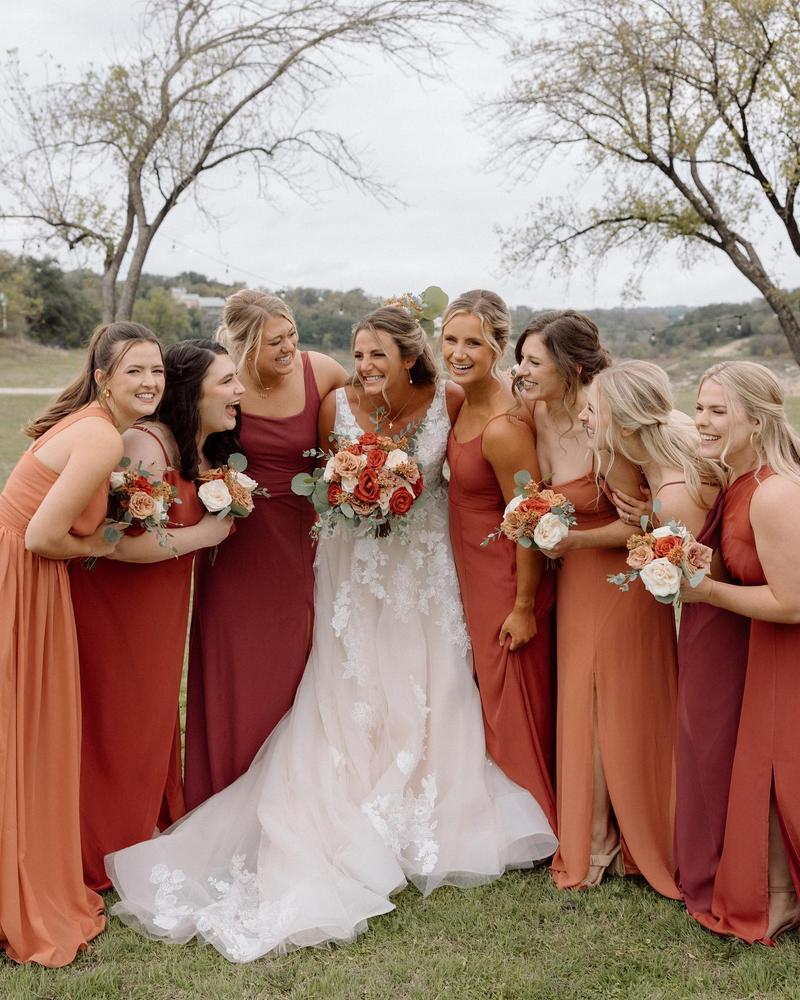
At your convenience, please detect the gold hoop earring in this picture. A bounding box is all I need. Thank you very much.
[103,388,111,398]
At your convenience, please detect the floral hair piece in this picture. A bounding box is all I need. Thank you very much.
[383,286,449,337]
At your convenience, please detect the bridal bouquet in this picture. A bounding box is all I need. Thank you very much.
[197,453,268,519]
[607,522,712,605]
[482,471,577,551]
[292,431,424,537]
[83,458,178,567]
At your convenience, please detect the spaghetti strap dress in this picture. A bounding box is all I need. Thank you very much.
[696,468,800,944]
[0,405,108,966]
[69,425,203,891]
[550,475,680,898]
[674,490,750,915]
[447,414,557,832]
[184,352,321,809]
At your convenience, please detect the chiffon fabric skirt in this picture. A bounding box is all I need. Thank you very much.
[107,495,557,963]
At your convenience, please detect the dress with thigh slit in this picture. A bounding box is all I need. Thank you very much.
[695,468,800,943]
[549,475,680,897]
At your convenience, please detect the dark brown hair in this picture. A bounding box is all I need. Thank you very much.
[515,310,611,408]
[25,322,163,439]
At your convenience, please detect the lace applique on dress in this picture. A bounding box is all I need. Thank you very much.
[150,865,191,931]
[362,774,439,875]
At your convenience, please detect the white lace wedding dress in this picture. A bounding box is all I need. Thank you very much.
[107,383,557,963]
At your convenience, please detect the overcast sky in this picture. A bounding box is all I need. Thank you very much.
[1,1,795,310]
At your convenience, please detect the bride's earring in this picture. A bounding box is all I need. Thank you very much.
[408,368,413,384]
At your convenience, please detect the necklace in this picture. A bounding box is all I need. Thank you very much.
[247,361,277,398]
[372,390,416,432]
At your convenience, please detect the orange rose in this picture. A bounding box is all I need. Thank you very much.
[131,475,154,495]
[353,468,381,504]
[366,448,387,470]
[520,497,551,516]
[328,483,344,505]
[359,432,378,447]
[412,472,424,497]
[389,488,414,515]
[653,534,682,558]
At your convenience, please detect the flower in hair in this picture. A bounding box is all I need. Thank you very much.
[383,286,449,337]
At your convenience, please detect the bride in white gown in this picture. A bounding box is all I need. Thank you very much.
[107,305,557,963]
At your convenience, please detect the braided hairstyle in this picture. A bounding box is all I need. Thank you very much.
[158,339,242,480]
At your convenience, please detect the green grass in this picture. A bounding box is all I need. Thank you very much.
[0,338,83,388]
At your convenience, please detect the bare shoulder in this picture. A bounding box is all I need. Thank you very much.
[308,351,348,394]
[482,410,534,455]
[751,473,800,517]
[121,423,171,473]
[444,380,465,425]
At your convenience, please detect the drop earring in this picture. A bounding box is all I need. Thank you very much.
[408,369,413,384]
[103,388,111,398]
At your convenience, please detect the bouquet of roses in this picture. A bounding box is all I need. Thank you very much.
[197,453,268,518]
[291,431,424,538]
[482,471,577,551]
[84,457,179,567]
[607,521,712,605]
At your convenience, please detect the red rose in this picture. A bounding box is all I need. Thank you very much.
[412,473,424,497]
[359,432,378,447]
[348,443,364,455]
[366,449,387,471]
[389,488,414,515]
[328,483,344,506]
[132,475,154,495]
[653,534,682,558]
[353,468,381,504]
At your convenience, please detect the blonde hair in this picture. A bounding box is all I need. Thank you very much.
[442,289,511,380]
[216,289,296,373]
[700,361,800,487]
[592,360,726,506]
[353,306,438,385]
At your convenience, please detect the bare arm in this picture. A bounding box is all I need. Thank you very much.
[309,351,348,398]
[318,389,339,451]
[483,415,545,651]
[445,381,465,425]
[682,476,800,623]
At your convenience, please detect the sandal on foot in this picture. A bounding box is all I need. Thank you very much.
[581,845,621,888]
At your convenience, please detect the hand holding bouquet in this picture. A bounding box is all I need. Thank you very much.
[84,457,179,567]
[608,522,712,605]
[197,453,268,518]
[483,471,577,551]
[291,431,424,538]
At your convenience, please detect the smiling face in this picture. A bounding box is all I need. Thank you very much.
[198,353,245,437]
[253,314,298,381]
[352,327,411,398]
[695,377,755,464]
[441,312,497,386]
[98,341,164,423]
[515,333,565,404]
[577,383,602,440]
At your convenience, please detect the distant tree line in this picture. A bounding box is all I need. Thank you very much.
[1,251,796,362]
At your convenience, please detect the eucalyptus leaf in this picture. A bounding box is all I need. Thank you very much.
[652,498,662,514]
[103,526,122,543]
[216,506,232,519]
[340,502,354,519]
[291,473,316,497]
[419,285,449,317]
[513,469,533,489]
[311,482,330,514]
[420,317,434,338]
[689,569,707,588]
[639,515,649,531]
[118,456,131,469]
[228,452,247,473]
[655,592,679,605]
[519,536,533,548]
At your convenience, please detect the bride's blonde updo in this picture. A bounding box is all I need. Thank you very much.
[592,360,726,505]
[216,289,296,369]
[353,306,439,385]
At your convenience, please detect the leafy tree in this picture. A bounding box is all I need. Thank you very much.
[495,0,800,363]
[1,0,497,322]
[23,256,100,347]
[133,287,192,343]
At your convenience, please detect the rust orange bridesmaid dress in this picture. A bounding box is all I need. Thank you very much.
[69,426,203,891]
[696,469,800,943]
[0,406,107,966]
[447,416,557,833]
[550,475,680,898]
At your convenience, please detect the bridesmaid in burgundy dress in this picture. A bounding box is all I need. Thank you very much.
[682,361,800,943]
[586,360,744,914]
[443,289,557,832]
[70,340,241,890]
[185,290,347,809]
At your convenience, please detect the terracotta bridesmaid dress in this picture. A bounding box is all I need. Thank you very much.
[674,492,750,915]
[184,352,320,809]
[69,426,203,891]
[696,469,800,944]
[447,415,557,832]
[0,406,108,966]
[550,475,680,898]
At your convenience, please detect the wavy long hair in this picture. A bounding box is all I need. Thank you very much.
[25,322,163,439]
[700,361,800,487]
[158,339,242,480]
[592,360,726,506]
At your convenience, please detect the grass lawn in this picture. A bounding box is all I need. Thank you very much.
[0,338,84,388]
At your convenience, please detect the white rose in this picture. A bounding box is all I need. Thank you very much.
[652,525,679,539]
[533,512,569,550]
[385,449,409,470]
[152,497,168,520]
[639,556,682,599]
[198,479,233,512]
[232,470,259,491]
[504,494,525,517]
[109,470,127,490]
[323,456,336,482]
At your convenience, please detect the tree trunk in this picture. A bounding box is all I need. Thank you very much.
[116,230,153,320]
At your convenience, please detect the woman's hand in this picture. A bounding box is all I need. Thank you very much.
[84,520,130,558]
[540,532,579,560]
[611,486,652,528]
[198,512,235,548]
[680,573,713,605]
[499,605,537,652]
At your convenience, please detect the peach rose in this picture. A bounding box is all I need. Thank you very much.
[333,449,366,480]
[682,540,713,575]
[127,490,157,519]
[626,545,654,570]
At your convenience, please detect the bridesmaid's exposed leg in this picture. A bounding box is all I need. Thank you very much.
[582,693,620,888]
[767,797,800,941]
